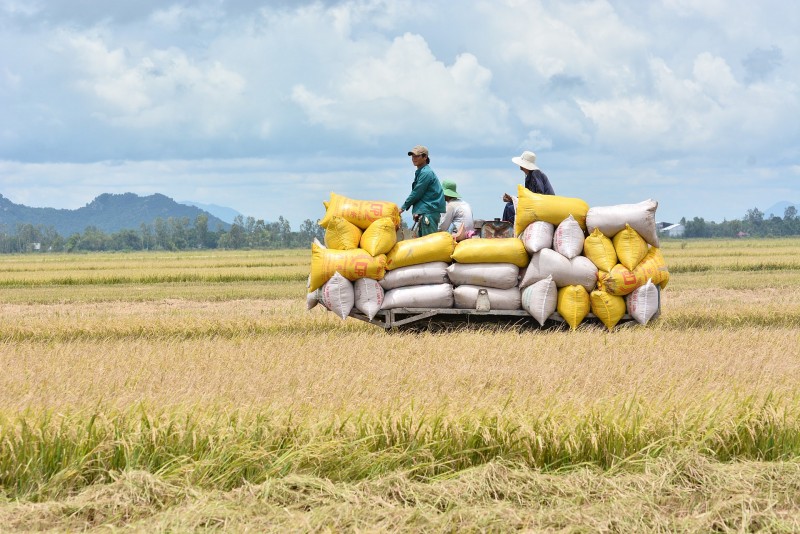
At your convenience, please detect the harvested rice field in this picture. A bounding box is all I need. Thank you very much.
[1,238,800,532]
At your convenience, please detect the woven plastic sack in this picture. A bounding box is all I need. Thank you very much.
[583,228,617,272]
[627,279,659,325]
[324,216,362,250]
[319,192,401,230]
[320,272,355,320]
[453,285,521,310]
[519,249,596,292]
[451,238,529,268]
[521,275,558,326]
[381,283,454,309]
[380,261,449,290]
[309,241,387,292]
[360,217,397,256]
[519,248,568,289]
[613,224,649,270]
[386,232,456,270]
[590,289,626,330]
[446,262,519,289]
[586,199,659,247]
[633,247,670,289]
[597,263,641,296]
[514,186,589,237]
[307,287,322,310]
[520,221,554,254]
[553,214,585,259]
[557,285,590,330]
[306,275,318,310]
[354,278,384,320]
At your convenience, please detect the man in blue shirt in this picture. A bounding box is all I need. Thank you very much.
[502,150,555,224]
[400,145,446,237]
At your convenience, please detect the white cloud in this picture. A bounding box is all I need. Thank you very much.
[692,52,737,103]
[58,30,246,134]
[291,32,510,143]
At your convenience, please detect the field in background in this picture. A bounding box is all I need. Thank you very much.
[1,239,799,531]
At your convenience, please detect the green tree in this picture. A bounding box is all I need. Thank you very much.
[154,217,171,250]
[194,214,209,249]
[298,219,323,246]
[111,229,143,250]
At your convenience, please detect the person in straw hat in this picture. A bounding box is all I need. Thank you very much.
[438,179,474,241]
[501,150,555,223]
[400,145,446,237]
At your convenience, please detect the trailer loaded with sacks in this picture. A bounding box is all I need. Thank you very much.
[307,188,669,331]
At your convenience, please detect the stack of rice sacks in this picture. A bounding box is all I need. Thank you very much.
[307,193,399,320]
[308,189,669,329]
[514,187,669,329]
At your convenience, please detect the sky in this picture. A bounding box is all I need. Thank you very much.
[1,0,799,229]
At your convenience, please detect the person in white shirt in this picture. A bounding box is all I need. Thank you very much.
[438,179,474,241]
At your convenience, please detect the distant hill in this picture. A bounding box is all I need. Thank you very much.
[178,200,243,224]
[0,193,231,236]
[763,201,798,219]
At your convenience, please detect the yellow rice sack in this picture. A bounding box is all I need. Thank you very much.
[597,263,642,296]
[633,247,670,289]
[557,285,590,330]
[386,232,456,270]
[514,185,589,237]
[590,289,626,330]
[309,241,387,292]
[360,217,397,256]
[324,216,362,250]
[451,238,529,268]
[583,228,617,272]
[319,192,401,230]
[612,224,648,270]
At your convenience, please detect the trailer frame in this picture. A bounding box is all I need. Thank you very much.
[349,287,661,331]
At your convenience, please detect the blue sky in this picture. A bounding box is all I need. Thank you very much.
[1,0,798,227]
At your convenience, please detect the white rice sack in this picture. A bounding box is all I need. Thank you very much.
[560,256,599,293]
[553,214,585,259]
[586,199,659,247]
[519,248,570,289]
[453,285,521,310]
[379,261,450,290]
[307,288,323,310]
[446,263,519,289]
[626,279,659,325]
[306,274,320,310]
[320,272,354,320]
[521,275,558,326]
[354,278,384,320]
[381,283,454,309]
[520,221,554,254]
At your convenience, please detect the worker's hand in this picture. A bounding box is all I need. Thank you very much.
[413,214,421,222]
[502,193,512,203]
[399,207,405,214]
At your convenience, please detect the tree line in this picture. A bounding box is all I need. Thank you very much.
[677,206,799,238]
[0,214,326,253]
[1,206,798,253]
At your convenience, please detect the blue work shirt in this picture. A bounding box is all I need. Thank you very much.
[401,164,446,215]
[525,169,555,195]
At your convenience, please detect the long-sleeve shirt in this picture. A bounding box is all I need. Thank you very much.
[525,169,555,195]
[401,164,446,215]
[438,199,474,235]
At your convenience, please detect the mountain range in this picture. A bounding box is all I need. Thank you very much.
[0,193,231,237]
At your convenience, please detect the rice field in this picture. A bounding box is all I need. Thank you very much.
[1,238,800,531]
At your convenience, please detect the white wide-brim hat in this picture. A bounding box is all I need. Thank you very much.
[511,150,539,171]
